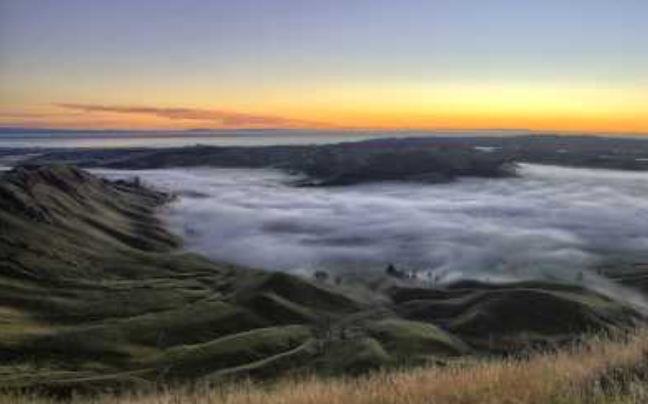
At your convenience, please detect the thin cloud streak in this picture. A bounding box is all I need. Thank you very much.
[56,103,331,128]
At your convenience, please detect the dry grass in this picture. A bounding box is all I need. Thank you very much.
[3,329,648,404]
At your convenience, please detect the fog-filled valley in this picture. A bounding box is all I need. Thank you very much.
[5,0,648,400]
[3,151,648,398]
[96,164,648,290]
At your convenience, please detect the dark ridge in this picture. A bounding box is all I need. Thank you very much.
[15,135,648,185]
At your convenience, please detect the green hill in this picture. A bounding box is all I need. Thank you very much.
[0,165,643,394]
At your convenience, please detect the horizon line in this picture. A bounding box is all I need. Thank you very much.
[1,126,648,138]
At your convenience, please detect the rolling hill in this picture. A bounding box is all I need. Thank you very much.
[0,165,643,395]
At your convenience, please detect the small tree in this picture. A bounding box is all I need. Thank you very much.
[314,270,329,282]
[386,264,406,279]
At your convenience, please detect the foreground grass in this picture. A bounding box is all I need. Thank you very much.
[3,328,648,404]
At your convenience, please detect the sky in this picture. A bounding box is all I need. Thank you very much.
[0,0,647,133]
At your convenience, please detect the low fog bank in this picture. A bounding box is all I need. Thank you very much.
[95,164,648,306]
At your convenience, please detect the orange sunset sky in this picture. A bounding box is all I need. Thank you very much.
[1,1,647,134]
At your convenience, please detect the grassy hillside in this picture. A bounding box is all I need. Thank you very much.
[3,328,648,403]
[0,165,644,396]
